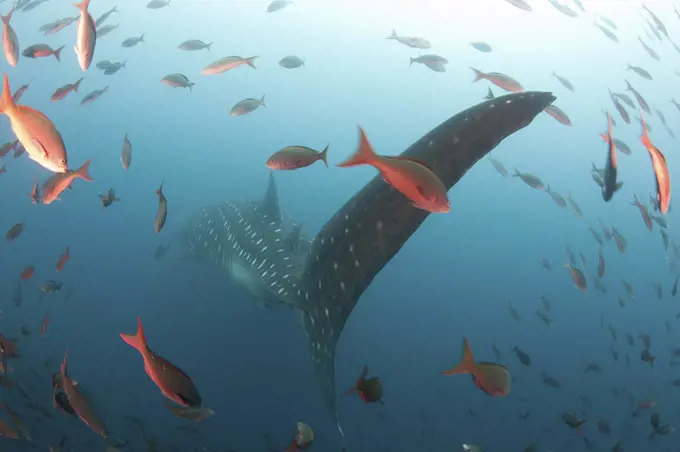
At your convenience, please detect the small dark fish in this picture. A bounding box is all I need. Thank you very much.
[627,64,652,80]
[6,222,24,241]
[155,182,167,233]
[594,22,618,42]
[638,37,660,61]
[504,0,532,12]
[624,79,650,114]
[487,157,507,176]
[551,71,574,91]
[548,0,579,17]
[470,41,492,52]
[613,92,635,108]
[513,169,545,190]
[601,114,620,201]
[512,346,531,366]
[346,365,384,403]
[99,188,120,208]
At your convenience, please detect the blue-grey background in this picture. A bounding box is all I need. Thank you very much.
[0,0,678,450]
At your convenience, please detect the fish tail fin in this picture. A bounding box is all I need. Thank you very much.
[113,5,118,12]
[246,56,258,68]
[320,144,329,167]
[74,77,84,92]
[576,421,585,436]
[0,73,15,114]
[53,46,64,62]
[206,42,212,51]
[336,126,378,168]
[386,30,397,40]
[188,83,195,91]
[512,168,520,177]
[120,315,148,353]
[61,350,69,377]
[156,181,164,196]
[441,337,476,376]
[1,6,13,25]
[139,33,145,42]
[344,365,369,395]
[409,57,414,67]
[74,0,90,11]
[76,160,93,182]
[470,67,484,82]
[551,70,556,76]
[650,355,656,369]
[639,110,653,149]
[260,94,266,107]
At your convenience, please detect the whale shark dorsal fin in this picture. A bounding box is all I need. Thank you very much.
[284,223,303,253]
[296,91,555,416]
[260,171,281,223]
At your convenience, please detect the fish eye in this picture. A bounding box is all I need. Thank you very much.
[60,159,66,165]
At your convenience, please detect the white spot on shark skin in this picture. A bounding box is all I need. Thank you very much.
[340,281,346,291]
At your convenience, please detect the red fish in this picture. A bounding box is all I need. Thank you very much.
[120,315,202,407]
[441,337,511,397]
[345,365,383,403]
[337,127,450,213]
[56,246,70,271]
[40,314,50,336]
[470,67,524,92]
[61,352,108,437]
[543,105,572,126]
[639,112,670,214]
[20,265,34,280]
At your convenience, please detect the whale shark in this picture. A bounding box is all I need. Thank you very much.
[183,91,556,426]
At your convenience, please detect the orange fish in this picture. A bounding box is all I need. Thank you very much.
[0,73,68,173]
[337,127,450,213]
[441,337,511,397]
[470,67,524,92]
[40,313,50,336]
[0,335,18,357]
[639,111,671,214]
[543,105,572,126]
[346,365,384,403]
[41,160,93,204]
[61,352,108,437]
[56,245,70,271]
[20,265,34,280]
[120,315,202,407]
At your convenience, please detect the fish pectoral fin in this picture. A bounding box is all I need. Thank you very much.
[614,181,624,191]
[31,138,49,157]
[176,393,197,407]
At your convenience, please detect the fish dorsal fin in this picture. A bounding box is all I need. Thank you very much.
[260,172,281,223]
[296,92,555,415]
[284,223,302,253]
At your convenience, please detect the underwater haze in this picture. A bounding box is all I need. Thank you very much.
[0,0,679,451]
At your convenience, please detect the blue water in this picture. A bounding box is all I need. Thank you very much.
[1,0,679,450]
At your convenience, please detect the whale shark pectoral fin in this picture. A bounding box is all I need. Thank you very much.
[298,91,556,415]
[260,171,281,223]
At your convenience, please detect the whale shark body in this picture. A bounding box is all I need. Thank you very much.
[182,91,555,425]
